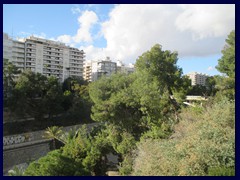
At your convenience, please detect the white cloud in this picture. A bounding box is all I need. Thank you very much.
[80,45,107,60]
[19,4,234,65]
[71,5,81,14]
[73,10,98,43]
[55,10,99,45]
[18,32,47,39]
[56,35,72,44]
[175,4,235,40]
[207,66,214,71]
[32,32,47,39]
[95,4,235,64]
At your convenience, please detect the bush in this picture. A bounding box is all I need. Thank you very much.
[132,97,235,176]
[24,150,90,176]
[208,166,235,176]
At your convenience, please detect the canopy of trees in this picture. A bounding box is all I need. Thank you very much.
[7,33,235,176]
[132,97,235,176]
[215,30,235,99]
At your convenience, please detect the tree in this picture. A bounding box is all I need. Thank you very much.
[8,71,63,120]
[8,71,48,119]
[132,97,235,176]
[89,73,143,137]
[216,30,235,78]
[205,76,217,96]
[43,126,64,149]
[187,84,207,96]
[135,44,190,120]
[61,76,92,122]
[3,59,21,106]
[24,150,90,176]
[43,76,64,119]
[90,44,191,139]
[215,30,235,99]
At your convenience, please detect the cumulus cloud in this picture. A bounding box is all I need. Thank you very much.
[56,35,72,44]
[73,10,98,43]
[55,10,98,45]
[97,4,235,64]
[52,4,235,64]
[80,45,107,60]
[175,4,235,40]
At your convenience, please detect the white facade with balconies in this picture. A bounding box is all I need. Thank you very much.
[83,57,117,82]
[187,72,208,86]
[3,33,85,82]
[3,33,25,72]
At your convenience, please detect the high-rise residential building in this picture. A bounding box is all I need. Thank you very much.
[83,61,93,82]
[3,33,25,72]
[83,57,117,82]
[3,33,85,82]
[116,60,135,74]
[187,72,208,86]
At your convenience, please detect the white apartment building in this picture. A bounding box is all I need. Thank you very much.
[116,60,135,74]
[187,72,208,86]
[3,33,85,82]
[3,33,25,72]
[83,57,117,82]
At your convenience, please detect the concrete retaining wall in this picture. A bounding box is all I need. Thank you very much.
[3,123,99,175]
[3,140,52,175]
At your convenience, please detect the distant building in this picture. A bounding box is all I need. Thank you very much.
[3,33,25,72]
[187,72,208,86]
[83,57,117,82]
[116,60,135,74]
[83,61,93,82]
[3,33,85,82]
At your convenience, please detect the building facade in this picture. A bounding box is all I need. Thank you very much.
[83,61,93,82]
[3,33,85,82]
[3,33,25,72]
[83,57,117,82]
[116,60,135,74]
[187,72,208,86]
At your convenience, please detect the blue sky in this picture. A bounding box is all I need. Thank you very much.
[3,4,235,76]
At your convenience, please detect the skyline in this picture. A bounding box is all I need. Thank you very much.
[3,4,235,76]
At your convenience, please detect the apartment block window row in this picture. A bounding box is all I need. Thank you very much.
[3,33,85,82]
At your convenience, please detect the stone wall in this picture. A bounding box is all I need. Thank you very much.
[3,123,99,146]
[3,123,99,175]
[3,140,52,175]
[3,130,45,146]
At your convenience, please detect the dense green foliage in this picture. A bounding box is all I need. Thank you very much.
[4,69,92,129]
[216,30,235,79]
[7,32,235,176]
[90,44,190,140]
[3,59,21,106]
[8,71,64,120]
[24,150,89,176]
[132,97,235,176]
[24,125,116,176]
[215,30,235,99]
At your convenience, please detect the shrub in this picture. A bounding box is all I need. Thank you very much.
[132,97,235,176]
[208,166,235,176]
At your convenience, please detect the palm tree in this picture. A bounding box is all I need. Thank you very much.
[43,126,64,149]
[59,127,79,144]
